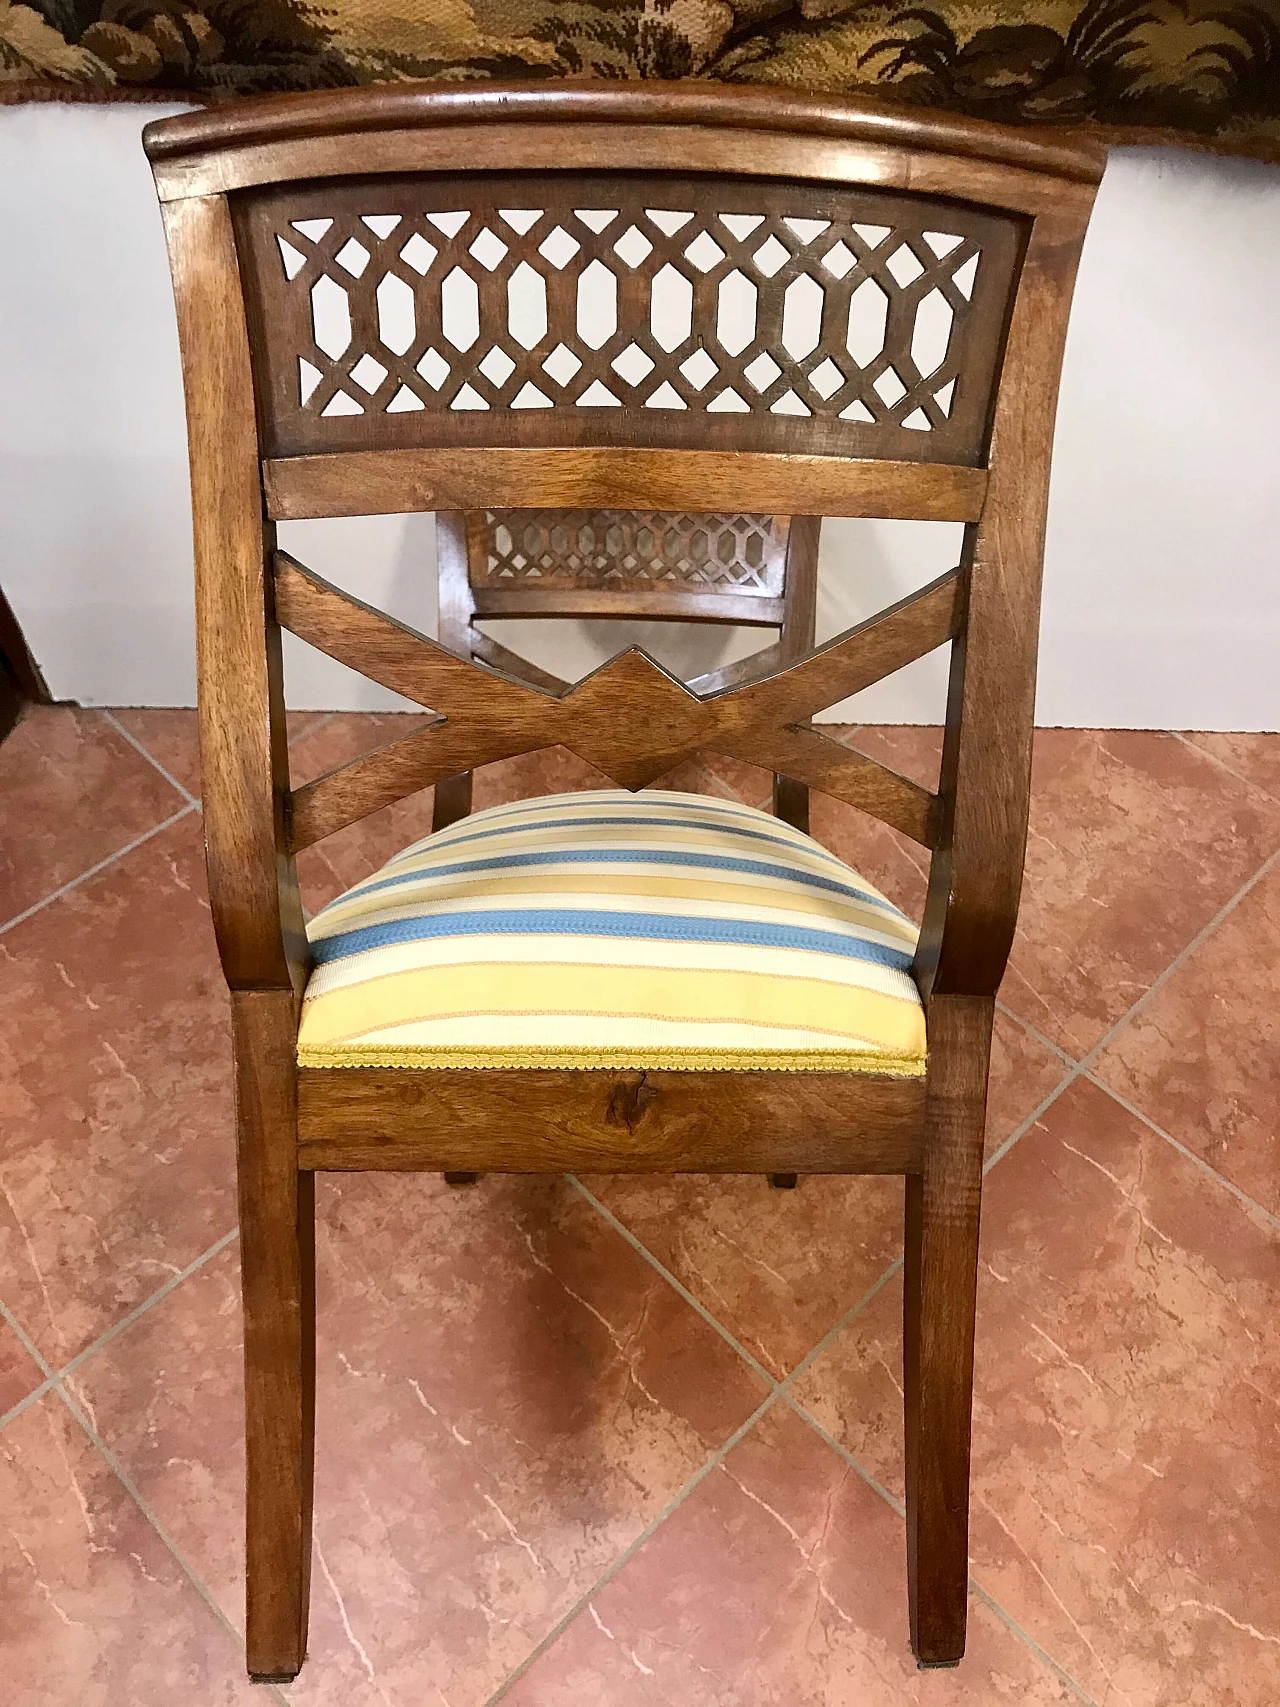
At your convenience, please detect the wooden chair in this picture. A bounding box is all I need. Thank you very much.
[144,83,1102,1682]
[431,505,820,836]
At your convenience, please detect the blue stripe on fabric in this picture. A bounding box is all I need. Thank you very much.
[323,845,904,918]
[383,811,852,876]
[308,906,916,972]
[364,818,854,905]
[428,790,792,843]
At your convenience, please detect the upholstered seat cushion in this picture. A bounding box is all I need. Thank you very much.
[298,789,926,1073]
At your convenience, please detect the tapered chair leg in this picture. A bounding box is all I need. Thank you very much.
[903,994,992,1668]
[233,993,315,1683]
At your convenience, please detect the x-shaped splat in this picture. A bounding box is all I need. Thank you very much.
[274,553,961,853]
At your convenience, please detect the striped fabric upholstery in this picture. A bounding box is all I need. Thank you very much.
[298,789,926,1073]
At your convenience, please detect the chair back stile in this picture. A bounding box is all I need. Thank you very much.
[144,84,1103,1680]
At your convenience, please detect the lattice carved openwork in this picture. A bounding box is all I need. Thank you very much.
[471,510,788,597]
[234,174,1024,465]
[275,553,963,855]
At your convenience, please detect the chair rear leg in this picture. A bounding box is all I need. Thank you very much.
[903,994,991,1667]
[434,775,477,1185]
[233,993,315,1683]
[433,770,473,833]
[772,774,809,834]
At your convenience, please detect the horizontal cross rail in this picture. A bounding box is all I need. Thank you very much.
[276,554,958,850]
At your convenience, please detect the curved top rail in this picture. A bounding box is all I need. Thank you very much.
[142,79,1107,185]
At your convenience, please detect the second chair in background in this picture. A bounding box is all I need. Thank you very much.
[432,506,819,833]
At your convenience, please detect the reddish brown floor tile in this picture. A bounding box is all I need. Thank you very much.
[504,1404,1081,1705]
[696,751,775,808]
[0,814,237,1366]
[108,709,400,808]
[808,793,932,920]
[0,706,188,923]
[1181,732,1280,803]
[0,1393,259,1705]
[582,1173,905,1380]
[848,724,945,793]
[1002,730,1280,1058]
[0,1318,44,1415]
[647,757,726,798]
[585,1012,1062,1379]
[109,707,204,798]
[983,1007,1070,1161]
[470,744,614,813]
[1093,859,1280,1215]
[790,1269,907,1496]
[802,728,941,918]
[71,1172,767,1706]
[794,1078,1280,1707]
[288,712,434,912]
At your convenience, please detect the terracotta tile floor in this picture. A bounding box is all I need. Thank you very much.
[2,704,1278,1706]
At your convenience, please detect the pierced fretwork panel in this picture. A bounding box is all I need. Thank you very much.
[235,173,1024,464]
[472,510,788,597]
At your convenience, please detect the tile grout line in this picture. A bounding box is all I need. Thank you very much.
[781,1392,905,1516]
[0,1373,57,1430]
[98,709,200,807]
[0,803,197,936]
[781,1394,1102,1704]
[1073,844,1280,1075]
[968,1580,1103,1707]
[566,1178,779,1388]
[775,1254,906,1395]
[482,1390,779,1707]
[0,1228,241,1427]
[0,1302,58,1426]
[2,1289,287,1703]
[59,1228,241,1385]
[53,1380,290,1707]
[993,998,1078,1071]
[1168,729,1280,805]
[981,1068,1078,1176]
[1080,1072,1280,1233]
[289,711,336,747]
[989,843,1280,1197]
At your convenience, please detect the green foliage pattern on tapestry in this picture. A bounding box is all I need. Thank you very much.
[4,0,1279,163]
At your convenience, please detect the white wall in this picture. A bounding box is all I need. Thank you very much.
[2,102,1277,727]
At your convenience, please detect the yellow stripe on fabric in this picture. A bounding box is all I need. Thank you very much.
[370,796,882,871]
[303,930,921,1005]
[391,788,812,854]
[298,961,927,1057]
[348,1012,912,1054]
[371,821,878,889]
[342,1012,924,1069]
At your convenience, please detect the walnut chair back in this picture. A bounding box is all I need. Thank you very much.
[144,82,1102,1683]
[431,505,821,832]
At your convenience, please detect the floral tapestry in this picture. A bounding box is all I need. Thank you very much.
[4,0,1279,164]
